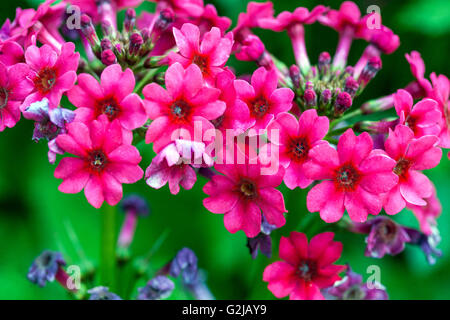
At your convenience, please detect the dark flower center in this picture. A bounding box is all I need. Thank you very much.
[342,285,366,300]
[375,219,398,243]
[0,87,9,109]
[193,54,209,74]
[393,157,411,181]
[170,100,192,123]
[37,251,53,268]
[289,137,310,162]
[297,260,317,282]
[335,163,361,192]
[249,96,269,118]
[239,179,257,199]
[34,67,57,94]
[88,150,107,172]
[405,115,418,134]
[96,97,121,120]
[37,120,59,140]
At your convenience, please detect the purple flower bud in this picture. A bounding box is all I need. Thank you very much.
[49,108,76,128]
[247,216,277,259]
[318,51,330,75]
[101,20,114,37]
[359,56,382,85]
[170,248,198,285]
[303,89,317,108]
[129,33,144,56]
[120,194,149,216]
[404,227,442,265]
[327,265,388,300]
[344,76,359,96]
[101,49,117,66]
[289,64,301,88]
[137,276,175,300]
[80,14,99,47]
[101,38,113,51]
[151,8,174,42]
[27,250,66,287]
[88,287,122,300]
[344,66,354,77]
[124,8,136,33]
[335,91,353,115]
[320,89,332,107]
[352,217,411,258]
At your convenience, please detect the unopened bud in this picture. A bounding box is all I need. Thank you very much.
[303,89,317,108]
[101,49,117,66]
[359,56,382,85]
[344,76,359,96]
[124,8,136,33]
[335,91,353,115]
[318,51,330,76]
[129,33,144,56]
[80,14,99,48]
[289,64,301,89]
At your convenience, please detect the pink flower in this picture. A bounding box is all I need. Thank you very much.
[145,140,212,194]
[234,34,265,62]
[394,89,441,138]
[234,67,294,132]
[0,40,25,66]
[143,63,226,153]
[263,231,345,300]
[23,42,79,110]
[368,26,400,55]
[266,110,329,189]
[168,23,233,85]
[318,1,361,32]
[68,64,147,132]
[259,6,327,32]
[203,159,286,238]
[212,69,253,135]
[9,0,66,50]
[305,129,398,223]
[54,115,143,208]
[150,0,204,18]
[70,0,143,24]
[405,51,433,97]
[233,1,274,36]
[194,4,231,35]
[0,62,33,131]
[408,185,442,236]
[383,125,442,215]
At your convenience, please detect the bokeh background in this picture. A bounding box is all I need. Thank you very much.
[1,0,449,299]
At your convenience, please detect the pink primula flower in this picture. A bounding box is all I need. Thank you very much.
[234,67,294,132]
[0,40,25,66]
[23,42,79,110]
[54,115,143,208]
[212,69,253,135]
[263,231,345,300]
[383,125,442,215]
[70,0,143,24]
[146,139,212,194]
[318,1,361,32]
[305,129,398,223]
[68,64,147,132]
[149,0,205,18]
[143,62,226,153]
[394,89,441,138]
[233,1,274,36]
[259,5,327,32]
[203,159,286,238]
[266,110,329,189]
[168,23,233,85]
[0,61,33,131]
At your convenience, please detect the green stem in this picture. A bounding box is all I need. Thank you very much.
[330,108,362,129]
[134,69,159,94]
[101,204,117,290]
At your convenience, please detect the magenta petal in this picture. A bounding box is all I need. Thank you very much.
[263,261,296,298]
[84,175,104,209]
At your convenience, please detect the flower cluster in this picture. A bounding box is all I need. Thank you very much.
[1,0,447,300]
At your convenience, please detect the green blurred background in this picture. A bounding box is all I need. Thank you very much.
[1,0,449,299]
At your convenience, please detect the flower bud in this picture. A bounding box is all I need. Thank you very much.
[335,91,352,115]
[303,88,317,108]
[101,49,117,66]
[124,8,136,33]
[289,64,301,89]
[129,32,144,56]
[80,14,99,49]
[318,51,331,76]
[359,56,382,85]
[137,276,175,300]
[344,76,359,96]
[151,8,174,42]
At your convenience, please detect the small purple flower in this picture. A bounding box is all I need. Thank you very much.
[327,265,388,300]
[404,227,442,265]
[247,216,277,259]
[352,216,411,258]
[117,194,149,249]
[23,98,75,164]
[170,248,198,285]
[88,287,122,300]
[137,276,175,300]
[27,250,66,287]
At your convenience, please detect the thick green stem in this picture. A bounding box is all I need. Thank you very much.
[101,204,117,290]
[330,108,362,129]
[134,69,159,94]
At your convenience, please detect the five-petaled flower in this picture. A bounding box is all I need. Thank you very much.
[305,129,398,223]
[54,115,143,208]
[263,231,345,300]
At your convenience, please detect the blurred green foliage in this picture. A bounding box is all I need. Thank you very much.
[0,0,449,299]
